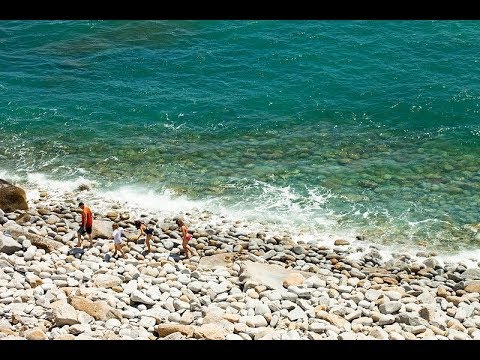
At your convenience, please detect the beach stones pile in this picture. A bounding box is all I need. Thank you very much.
[0,189,479,340]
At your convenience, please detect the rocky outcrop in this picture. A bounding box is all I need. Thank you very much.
[69,296,122,321]
[0,179,28,212]
[2,221,63,252]
[92,219,113,239]
[238,260,314,291]
[198,253,237,269]
[1,184,479,341]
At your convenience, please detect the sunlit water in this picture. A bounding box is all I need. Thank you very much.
[1,20,480,258]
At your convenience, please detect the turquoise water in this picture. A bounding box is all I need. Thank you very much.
[1,20,480,253]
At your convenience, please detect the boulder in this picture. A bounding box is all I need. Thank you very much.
[24,328,48,340]
[0,233,22,254]
[69,296,121,321]
[198,253,238,269]
[123,230,138,242]
[283,272,305,288]
[92,274,123,289]
[464,280,480,293]
[105,211,118,220]
[461,269,480,280]
[0,179,28,212]
[239,260,314,291]
[194,323,227,340]
[50,300,79,326]
[2,221,63,252]
[334,239,350,246]
[15,212,31,225]
[156,323,194,338]
[92,219,113,239]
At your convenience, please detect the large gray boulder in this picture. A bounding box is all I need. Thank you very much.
[0,232,22,254]
[92,219,113,239]
[461,269,480,280]
[2,221,63,252]
[50,300,79,326]
[238,260,315,291]
[198,253,237,269]
[0,179,28,212]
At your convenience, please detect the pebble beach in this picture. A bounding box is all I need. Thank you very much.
[1,185,480,340]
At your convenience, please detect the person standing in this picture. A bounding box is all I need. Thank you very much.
[176,218,193,259]
[134,220,154,254]
[76,202,93,247]
[111,223,126,259]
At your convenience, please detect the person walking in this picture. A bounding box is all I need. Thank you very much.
[111,223,126,259]
[176,218,193,259]
[134,220,154,254]
[76,202,93,248]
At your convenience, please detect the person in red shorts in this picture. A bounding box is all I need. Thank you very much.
[176,218,193,259]
[76,202,93,248]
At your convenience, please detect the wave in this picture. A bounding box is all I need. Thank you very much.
[2,167,480,268]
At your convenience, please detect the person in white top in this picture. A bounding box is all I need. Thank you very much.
[111,223,126,259]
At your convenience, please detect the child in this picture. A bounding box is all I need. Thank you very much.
[112,223,126,259]
[176,218,193,259]
[134,220,154,254]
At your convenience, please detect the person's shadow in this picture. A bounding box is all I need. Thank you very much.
[168,253,181,261]
[68,247,85,258]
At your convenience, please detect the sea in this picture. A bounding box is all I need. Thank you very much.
[1,20,480,263]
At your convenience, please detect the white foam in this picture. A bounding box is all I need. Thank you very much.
[5,167,480,266]
[163,122,185,131]
[0,169,22,184]
[436,249,480,268]
[99,185,209,216]
[25,172,97,192]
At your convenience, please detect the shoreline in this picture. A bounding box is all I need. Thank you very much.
[0,186,479,339]
[3,170,480,266]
